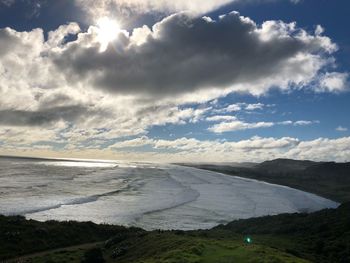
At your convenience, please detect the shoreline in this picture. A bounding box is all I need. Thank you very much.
[1,203,349,262]
[178,161,350,203]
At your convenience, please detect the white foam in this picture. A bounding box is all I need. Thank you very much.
[135,165,338,230]
[0,159,339,230]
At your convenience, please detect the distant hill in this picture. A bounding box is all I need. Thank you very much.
[304,162,350,176]
[254,158,318,172]
[181,159,350,203]
[175,161,257,168]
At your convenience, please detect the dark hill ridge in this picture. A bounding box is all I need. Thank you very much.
[254,158,319,172]
[1,202,349,262]
[255,158,350,175]
[213,202,350,262]
[180,158,350,203]
[304,161,350,176]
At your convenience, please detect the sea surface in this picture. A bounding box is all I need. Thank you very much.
[0,157,339,230]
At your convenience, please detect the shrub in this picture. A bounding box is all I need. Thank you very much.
[81,248,105,263]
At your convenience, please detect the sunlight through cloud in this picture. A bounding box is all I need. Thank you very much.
[96,17,120,52]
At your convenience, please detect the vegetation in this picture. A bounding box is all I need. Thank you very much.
[0,215,142,260]
[1,202,349,262]
[212,202,350,262]
[81,248,105,263]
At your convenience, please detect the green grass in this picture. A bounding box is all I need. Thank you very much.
[136,239,309,263]
[25,233,309,263]
[1,204,349,262]
[0,215,142,260]
[29,249,85,263]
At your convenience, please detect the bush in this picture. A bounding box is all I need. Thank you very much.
[81,248,105,263]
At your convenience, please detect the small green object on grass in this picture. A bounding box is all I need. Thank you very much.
[244,236,252,244]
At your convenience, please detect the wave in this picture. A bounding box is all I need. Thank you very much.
[1,161,339,230]
[140,187,200,217]
[21,188,130,216]
[25,169,201,226]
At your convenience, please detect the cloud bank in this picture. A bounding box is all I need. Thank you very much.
[106,136,350,163]
[53,12,345,99]
[0,10,348,161]
[75,0,303,23]
[75,0,234,21]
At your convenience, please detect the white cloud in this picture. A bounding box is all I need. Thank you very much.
[224,104,242,112]
[336,126,348,132]
[317,72,349,92]
[0,11,347,156]
[315,25,324,36]
[109,136,152,148]
[279,120,293,125]
[245,103,265,111]
[47,23,81,47]
[108,136,350,162]
[52,12,341,99]
[215,103,271,114]
[206,115,237,122]
[0,13,343,105]
[209,120,274,133]
[0,124,63,145]
[294,120,320,126]
[76,0,234,20]
[209,119,319,133]
[74,0,303,23]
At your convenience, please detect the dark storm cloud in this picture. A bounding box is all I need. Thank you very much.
[53,11,334,97]
[0,105,89,126]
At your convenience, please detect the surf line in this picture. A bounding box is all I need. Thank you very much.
[23,188,127,216]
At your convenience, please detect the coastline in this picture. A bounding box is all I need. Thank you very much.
[1,202,349,262]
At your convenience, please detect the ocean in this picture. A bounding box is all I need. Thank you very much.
[0,156,338,230]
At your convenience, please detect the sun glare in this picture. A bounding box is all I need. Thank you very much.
[96,17,120,52]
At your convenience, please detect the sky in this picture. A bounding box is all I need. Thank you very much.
[0,0,349,162]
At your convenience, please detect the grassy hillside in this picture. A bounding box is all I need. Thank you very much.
[0,215,142,260]
[1,219,309,263]
[213,202,350,262]
[180,159,350,203]
[1,203,349,262]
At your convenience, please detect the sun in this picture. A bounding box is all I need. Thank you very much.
[96,17,120,52]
